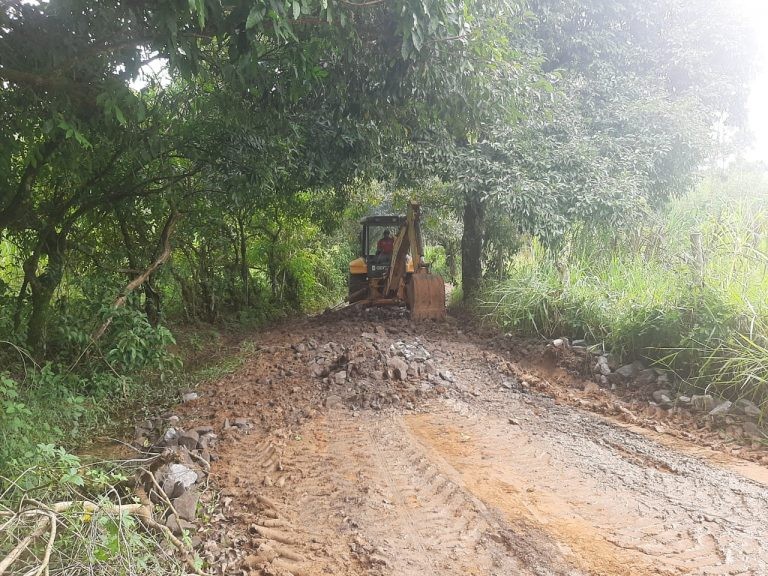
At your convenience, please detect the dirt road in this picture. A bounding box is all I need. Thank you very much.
[180,310,768,576]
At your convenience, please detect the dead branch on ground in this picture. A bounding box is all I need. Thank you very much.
[0,468,206,576]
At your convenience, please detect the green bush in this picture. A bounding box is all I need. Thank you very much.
[0,305,184,465]
[102,307,181,379]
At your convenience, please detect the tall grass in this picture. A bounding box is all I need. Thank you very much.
[480,165,768,407]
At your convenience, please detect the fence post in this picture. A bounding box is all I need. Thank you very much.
[690,231,705,287]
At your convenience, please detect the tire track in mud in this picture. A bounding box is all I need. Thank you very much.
[285,411,508,575]
[203,312,768,576]
[269,409,594,576]
[217,400,768,576]
[541,406,768,575]
[406,395,768,576]
[216,433,321,575]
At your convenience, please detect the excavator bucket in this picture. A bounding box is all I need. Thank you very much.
[407,273,446,320]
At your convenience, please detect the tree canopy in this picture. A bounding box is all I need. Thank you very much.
[0,0,758,356]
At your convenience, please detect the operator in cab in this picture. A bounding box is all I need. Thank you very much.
[376,229,394,256]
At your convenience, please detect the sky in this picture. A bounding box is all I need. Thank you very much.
[738,0,768,162]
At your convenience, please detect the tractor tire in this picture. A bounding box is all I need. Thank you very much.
[348,274,369,303]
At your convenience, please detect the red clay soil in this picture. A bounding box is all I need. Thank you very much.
[172,308,768,575]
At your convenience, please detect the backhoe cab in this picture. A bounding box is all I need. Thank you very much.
[348,202,446,320]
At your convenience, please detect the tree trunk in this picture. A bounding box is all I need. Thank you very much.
[13,268,33,332]
[461,194,485,301]
[118,211,162,326]
[144,282,161,326]
[0,136,62,229]
[238,217,250,307]
[28,279,56,355]
[197,248,216,321]
[445,251,456,283]
[268,247,278,297]
[266,233,280,298]
[496,243,504,281]
[27,230,66,355]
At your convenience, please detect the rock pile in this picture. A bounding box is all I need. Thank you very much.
[555,338,765,442]
[133,415,228,537]
[682,395,764,439]
[589,355,669,390]
[292,329,448,411]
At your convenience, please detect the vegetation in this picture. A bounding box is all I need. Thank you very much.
[0,0,764,570]
[481,164,768,409]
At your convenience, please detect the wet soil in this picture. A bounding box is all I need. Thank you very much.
[177,309,768,575]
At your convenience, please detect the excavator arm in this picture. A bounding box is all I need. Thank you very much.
[385,202,446,320]
[385,202,418,295]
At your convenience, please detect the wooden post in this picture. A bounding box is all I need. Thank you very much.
[690,231,705,287]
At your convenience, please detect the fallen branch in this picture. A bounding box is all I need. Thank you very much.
[21,510,55,576]
[0,491,207,576]
[48,501,144,515]
[187,450,211,474]
[133,486,206,576]
[0,512,51,576]
[140,468,181,521]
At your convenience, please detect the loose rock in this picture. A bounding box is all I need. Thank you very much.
[709,400,732,417]
[167,463,198,489]
[391,340,431,362]
[165,513,195,536]
[173,489,200,522]
[615,361,644,382]
[691,394,716,413]
[163,427,180,446]
[387,357,409,381]
[742,421,764,440]
[636,368,658,386]
[325,394,342,408]
[730,398,762,420]
[165,513,181,535]
[652,389,673,406]
[595,356,611,376]
[233,417,250,429]
[178,430,200,451]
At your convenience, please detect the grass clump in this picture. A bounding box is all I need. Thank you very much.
[481,248,713,359]
[480,165,768,410]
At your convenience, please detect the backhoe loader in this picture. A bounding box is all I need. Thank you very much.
[347,202,446,320]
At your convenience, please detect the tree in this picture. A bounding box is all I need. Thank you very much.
[406,0,758,299]
[0,0,481,352]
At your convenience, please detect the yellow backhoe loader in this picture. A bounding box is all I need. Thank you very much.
[348,202,446,320]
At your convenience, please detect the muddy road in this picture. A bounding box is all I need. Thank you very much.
[178,309,768,576]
